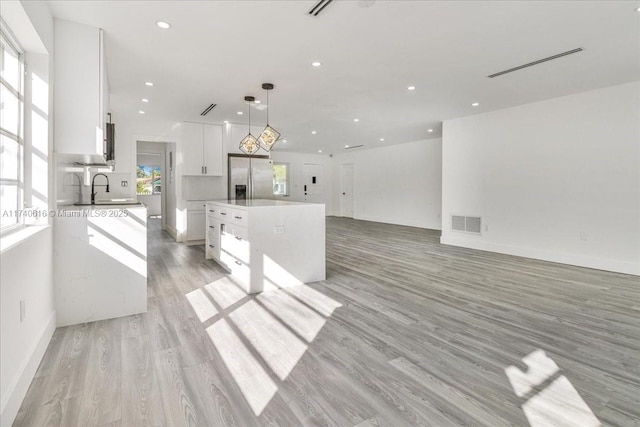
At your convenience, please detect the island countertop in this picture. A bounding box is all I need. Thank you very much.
[206,199,319,208]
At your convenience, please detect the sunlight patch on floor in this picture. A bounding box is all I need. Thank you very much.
[505,349,600,427]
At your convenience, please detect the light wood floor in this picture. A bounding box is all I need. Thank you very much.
[14,217,640,426]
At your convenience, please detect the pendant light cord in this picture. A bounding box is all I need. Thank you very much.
[266,89,269,125]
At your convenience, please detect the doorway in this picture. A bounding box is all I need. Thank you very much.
[340,163,354,218]
[303,163,324,203]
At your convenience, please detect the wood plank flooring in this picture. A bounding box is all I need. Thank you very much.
[14,217,640,426]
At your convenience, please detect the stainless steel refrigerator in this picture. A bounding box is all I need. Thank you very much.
[228,155,274,201]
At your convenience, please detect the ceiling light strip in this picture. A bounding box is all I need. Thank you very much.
[308,0,334,16]
[200,103,216,116]
[487,48,583,78]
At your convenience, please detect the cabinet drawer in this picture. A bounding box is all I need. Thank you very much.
[220,251,250,291]
[206,205,219,219]
[187,201,206,211]
[216,206,231,220]
[229,209,248,227]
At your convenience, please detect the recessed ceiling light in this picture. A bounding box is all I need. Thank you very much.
[138,110,145,114]
[237,111,243,115]
[407,86,416,91]
[353,118,359,122]
[254,100,261,104]
[311,131,317,135]
[145,81,154,86]
[636,6,640,12]
[282,139,287,143]
[156,21,171,29]
[141,98,149,103]
[345,145,349,148]
[428,129,433,132]
[223,120,229,124]
[318,150,322,153]
[380,138,385,142]
[311,61,322,67]
[471,102,480,107]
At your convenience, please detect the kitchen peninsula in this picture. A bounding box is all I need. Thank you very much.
[206,199,325,294]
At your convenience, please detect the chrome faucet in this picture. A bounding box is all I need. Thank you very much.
[91,173,110,204]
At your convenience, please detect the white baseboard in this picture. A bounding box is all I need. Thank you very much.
[355,214,441,231]
[440,235,640,276]
[1,310,56,427]
[166,225,177,240]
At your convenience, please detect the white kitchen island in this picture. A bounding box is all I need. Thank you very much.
[206,199,325,294]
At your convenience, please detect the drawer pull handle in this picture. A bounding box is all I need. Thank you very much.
[234,216,242,219]
[209,210,215,213]
[235,236,242,240]
[220,212,227,216]
[209,225,215,229]
[208,244,215,248]
[235,261,241,266]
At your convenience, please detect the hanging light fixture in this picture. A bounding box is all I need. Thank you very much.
[257,83,281,152]
[239,96,260,155]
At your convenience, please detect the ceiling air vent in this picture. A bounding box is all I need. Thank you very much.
[452,215,482,234]
[308,0,335,17]
[487,48,583,78]
[200,103,217,116]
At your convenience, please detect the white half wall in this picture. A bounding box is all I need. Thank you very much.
[331,139,442,229]
[441,81,640,276]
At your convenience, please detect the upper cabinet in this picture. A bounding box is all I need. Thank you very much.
[54,20,109,158]
[183,122,223,176]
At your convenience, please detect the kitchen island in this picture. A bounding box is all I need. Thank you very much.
[206,199,325,294]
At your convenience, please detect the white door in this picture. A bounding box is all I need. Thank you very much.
[340,164,354,218]
[303,163,324,203]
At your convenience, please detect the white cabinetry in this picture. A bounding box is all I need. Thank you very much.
[206,200,326,294]
[54,20,109,157]
[186,201,206,242]
[183,122,223,176]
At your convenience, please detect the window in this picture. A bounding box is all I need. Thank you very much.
[136,165,161,195]
[0,25,24,232]
[273,162,289,196]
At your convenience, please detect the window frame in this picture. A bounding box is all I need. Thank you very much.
[0,21,25,235]
[272,162,290,197]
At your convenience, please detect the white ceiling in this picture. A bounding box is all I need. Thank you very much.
[46,0,640,154]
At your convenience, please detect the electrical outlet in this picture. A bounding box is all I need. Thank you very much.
[121,180,128,187]
[274,225,285,234]
[20,299,25,322]
[580,232,588,241]
[485,224,489,232]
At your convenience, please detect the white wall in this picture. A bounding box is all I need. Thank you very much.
[271,151,333,213]
[331,139,442,229]
[442,81,640,276]
[0,2,55,426]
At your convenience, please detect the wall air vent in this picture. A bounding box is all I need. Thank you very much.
[344,145,364,150]
[200,103,217,116]
[451,215,482,234]
[487,48,583,78]
[308,0,335,17]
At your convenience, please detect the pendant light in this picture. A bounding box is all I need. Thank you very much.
[257,83,281,152]
[239,96,260,155]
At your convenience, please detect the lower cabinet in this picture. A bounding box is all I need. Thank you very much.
[186,201,206,242]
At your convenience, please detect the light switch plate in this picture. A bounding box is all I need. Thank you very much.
[274,226,284,234]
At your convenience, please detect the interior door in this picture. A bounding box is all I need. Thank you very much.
[303,163,324,203]
[340,163,354,218]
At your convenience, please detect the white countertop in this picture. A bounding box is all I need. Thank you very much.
[207,199,319,207]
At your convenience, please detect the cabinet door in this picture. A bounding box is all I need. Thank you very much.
[182,122,204,175]
[54,20,103,156]
[187,210,205,241]
[203,124,223,176]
